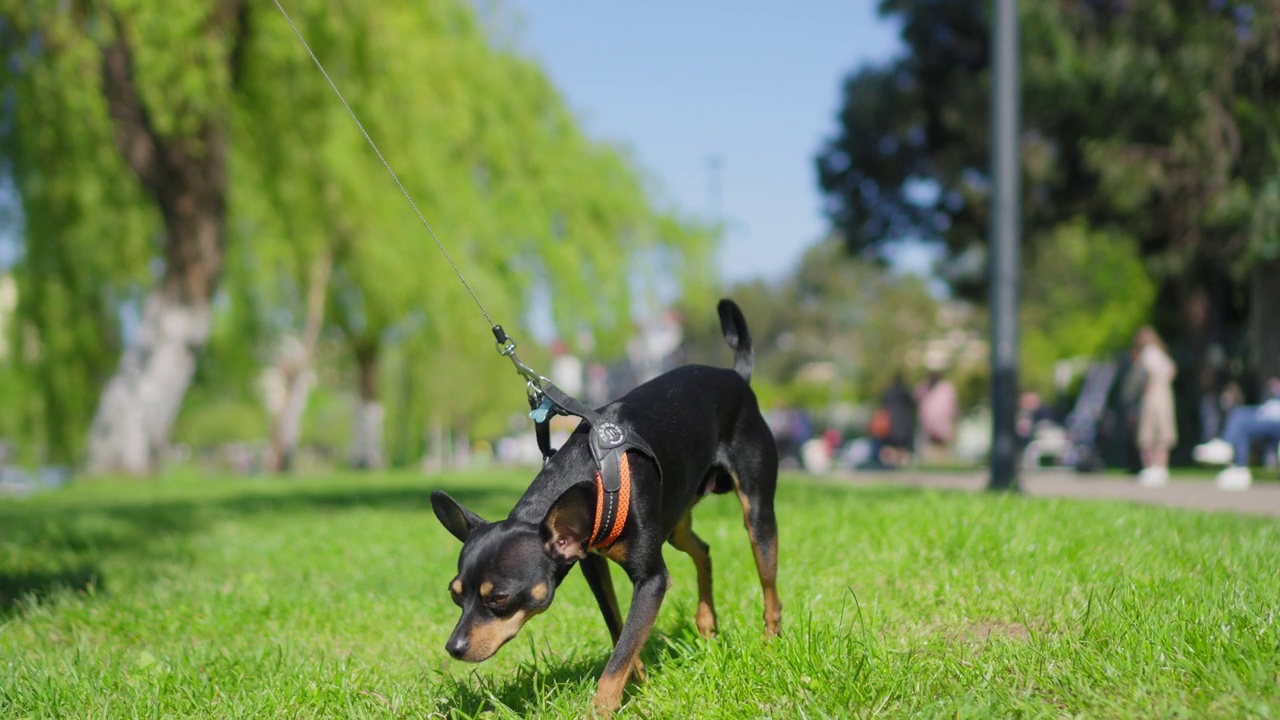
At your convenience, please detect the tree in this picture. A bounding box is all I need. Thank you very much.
[817,0,1280,393]
[681,238,945,410]
[2,0,249,473]
[2,7,154,465]
[3,0,712,473]
[1020,219,1155,391]
[234,0,712,469]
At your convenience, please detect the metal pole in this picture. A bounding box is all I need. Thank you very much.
[707,154,723,224]
[988,0,1020,491]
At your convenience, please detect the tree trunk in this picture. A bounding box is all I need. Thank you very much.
[349,344,384,470]
[422,423,448,474]
[84,4,247,475]
[86,294,211,474]
[264,350,314,474]
[452,425,471,469]
[1249,258,1280,393]
[266,254,331,473]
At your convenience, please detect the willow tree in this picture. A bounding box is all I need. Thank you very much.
[4,0,711,473]
[237,0,712,468]
[2,0,249,472]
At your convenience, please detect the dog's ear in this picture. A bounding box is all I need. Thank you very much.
[431,491,487,542]
[540,482,595,564]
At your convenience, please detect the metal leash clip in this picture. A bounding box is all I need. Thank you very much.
[492,325,548,404]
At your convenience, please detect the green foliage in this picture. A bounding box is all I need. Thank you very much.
[818,0,1280,364]
[237,0,709,349]
[1,0,251,463]
[1021,219,1156,392]
[229,0,712,455]
[0,10,158,462]
[683,240,948,409]
[171,394,267,448]
[826,0,1279,270]
[2,0,712,463]
[3,471,1280,717]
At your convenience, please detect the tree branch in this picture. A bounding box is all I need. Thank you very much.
[225,0,251,89]
[99,16,166,197]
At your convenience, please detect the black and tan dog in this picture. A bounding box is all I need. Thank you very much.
[431,299,780,713]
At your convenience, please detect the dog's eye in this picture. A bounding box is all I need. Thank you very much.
[487,595,517,617]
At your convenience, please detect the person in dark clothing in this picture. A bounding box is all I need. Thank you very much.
[866,374,916,468]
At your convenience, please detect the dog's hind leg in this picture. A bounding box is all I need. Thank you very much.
[731,440,781,637]
[668,511,717,638]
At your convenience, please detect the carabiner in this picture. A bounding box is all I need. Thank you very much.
[493,330,548,391]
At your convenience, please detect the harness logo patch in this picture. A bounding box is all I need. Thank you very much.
[595,422,626,448]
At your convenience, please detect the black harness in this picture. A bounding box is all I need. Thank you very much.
[530,382,661,547]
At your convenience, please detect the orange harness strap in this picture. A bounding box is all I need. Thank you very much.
[589,451,631,548]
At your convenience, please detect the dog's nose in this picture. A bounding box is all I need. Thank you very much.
[446,635,469,659]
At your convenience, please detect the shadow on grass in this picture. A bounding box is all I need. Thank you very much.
[0,566,103,617]
[440,656,606,716]
[0,473,945,621]
[438,617,705,716]
[0,479,521,619]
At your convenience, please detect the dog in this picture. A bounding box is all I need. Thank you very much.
[430,299,780,713]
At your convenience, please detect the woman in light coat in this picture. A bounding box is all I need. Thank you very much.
[1134,326,1177,486]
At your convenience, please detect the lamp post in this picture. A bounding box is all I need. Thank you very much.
[988,0,1021,491]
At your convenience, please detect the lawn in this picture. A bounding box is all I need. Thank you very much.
[2,469,1278,718]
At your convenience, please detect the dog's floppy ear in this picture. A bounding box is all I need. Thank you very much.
[431,491,487,542]
[540,481,595,564]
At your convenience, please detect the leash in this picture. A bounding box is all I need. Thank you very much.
[273,0,660,544]
[271,0,545,394]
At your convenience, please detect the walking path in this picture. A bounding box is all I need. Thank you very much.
[834,468,1280,518]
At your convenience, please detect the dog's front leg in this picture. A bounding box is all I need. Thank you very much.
[592,565,669,714]
[580,554,623,644]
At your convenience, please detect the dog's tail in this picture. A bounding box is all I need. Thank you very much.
[717,298,754,383]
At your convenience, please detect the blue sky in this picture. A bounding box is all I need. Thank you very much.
[495,1,903,283]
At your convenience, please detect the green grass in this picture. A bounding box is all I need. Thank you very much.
[2,470,1278,718]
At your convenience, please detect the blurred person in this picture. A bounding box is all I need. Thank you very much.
[768,402,809,469]
[1016,391,1052,447]
[864,374,915,468]
[1218,380,1244,427]
[1193,376,1280,491]
[1133,327,1177,487]
[1197,344,1230,442]
[914,369,957,464]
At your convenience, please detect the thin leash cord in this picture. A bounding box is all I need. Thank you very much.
[271,0,496,329]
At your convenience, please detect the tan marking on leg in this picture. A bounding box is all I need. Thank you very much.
[530,582,547,602]
[737,487,782,638]
[594,665,632,715]
[669,513,717,638]
[755,536,782,637]
[600,539,629,564]
[591,572,667,713]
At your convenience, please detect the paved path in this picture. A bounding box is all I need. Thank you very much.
[832,469,1280,519]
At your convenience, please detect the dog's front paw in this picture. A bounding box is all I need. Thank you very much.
[696,605,717,639]
[590,694,619,718]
